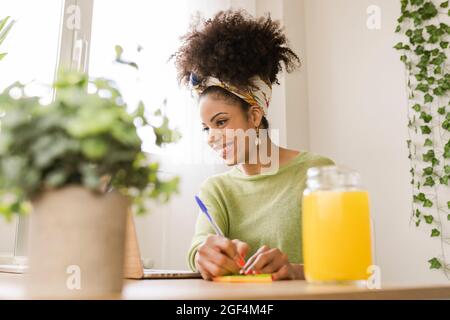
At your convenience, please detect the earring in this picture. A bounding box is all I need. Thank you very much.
[255,126,261,146]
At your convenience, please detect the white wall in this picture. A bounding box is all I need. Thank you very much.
[302,0,447,284]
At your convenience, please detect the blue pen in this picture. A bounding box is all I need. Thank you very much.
[195,195,224,237]
[195,195,246,269]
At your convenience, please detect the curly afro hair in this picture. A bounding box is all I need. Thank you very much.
[172,9,300,89]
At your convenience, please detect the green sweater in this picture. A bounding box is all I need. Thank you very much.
[187,151,335,271]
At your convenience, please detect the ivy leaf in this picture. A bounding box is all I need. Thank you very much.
[394,42,404,50]
[428,257,442,269]
[431,228,440,237]
[444,165,450,174]
[424,138,433,147]
[434,66,442,74]
[433,86,445,96]
[424,93,433,103]
[423,176,435,187]
[420,125,431,134]
[414,192,427,202]
[423,166,433,175]
[437,106,446,115]
[416,209,422,218]
[423,199,433,207]
[443,119,450,131]
[439,175,449,185]
[424,215,434,224]
[441,1,449,8]
[416,83,429,92]
[445,141,450,159]
[412,104,422,112]
[420,112,432,123]
[423,149,435,162]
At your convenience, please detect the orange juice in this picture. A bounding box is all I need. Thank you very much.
[302,190,373,282]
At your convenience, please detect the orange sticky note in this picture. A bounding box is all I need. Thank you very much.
[213,274,272,283]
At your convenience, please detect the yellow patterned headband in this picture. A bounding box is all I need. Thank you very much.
[189,73,272,116]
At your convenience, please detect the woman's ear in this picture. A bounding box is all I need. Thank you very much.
[248,105,264,127]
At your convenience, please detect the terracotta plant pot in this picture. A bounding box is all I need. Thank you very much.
[27,186,129,298]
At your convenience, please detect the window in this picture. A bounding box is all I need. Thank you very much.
[0,0,62,99]
[89,0,191,155]
[0,0,63,255]
[0,0,231,269]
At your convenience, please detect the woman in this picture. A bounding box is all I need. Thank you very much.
[173,10,334,280]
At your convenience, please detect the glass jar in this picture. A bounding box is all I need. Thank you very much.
[302,165,373,284]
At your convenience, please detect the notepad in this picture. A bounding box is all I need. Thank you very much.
[213,274,272,283]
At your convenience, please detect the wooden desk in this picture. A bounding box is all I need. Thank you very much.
[1,273,450,300]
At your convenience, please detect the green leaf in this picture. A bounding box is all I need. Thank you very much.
[420,125,431,134]
[412,104,421,112]
[424,215,434,224]
[114,45,123,59]
[444,165,450,174]
[81,138,108,160]
[423,166,433,175]
[441,1,449,8]
[420,112,432,123]
[423,199,433,207]
[424,138,433,147]
[416,209,422,218]
[431,228,440,237]
[438,106,446,115]
[394,42,404,50]
[443,119,450,131]
[416,83,429,92]
[424,93,433,103]
[415,192,427,202]
[423,176,435,187]
[428,257,442,269]
[434,66,442,74]
[423,149,435,162]
[439,175,449,185]
[0,16,15,47]
[419,2,438,20]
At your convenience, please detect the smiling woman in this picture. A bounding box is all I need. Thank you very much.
[172,10,334,281]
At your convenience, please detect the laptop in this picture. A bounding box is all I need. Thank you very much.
[123,211,202,279]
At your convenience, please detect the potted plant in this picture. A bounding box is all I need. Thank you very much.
[0,70,180,298]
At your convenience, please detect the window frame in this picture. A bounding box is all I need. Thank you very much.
[13,0,95,260]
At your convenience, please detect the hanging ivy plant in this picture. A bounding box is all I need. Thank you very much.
[395,0,450,276]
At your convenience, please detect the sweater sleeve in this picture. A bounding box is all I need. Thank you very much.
[186,177,229,271]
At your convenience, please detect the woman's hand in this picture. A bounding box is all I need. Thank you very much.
[241,245,304,280]
[195,235,250,281]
